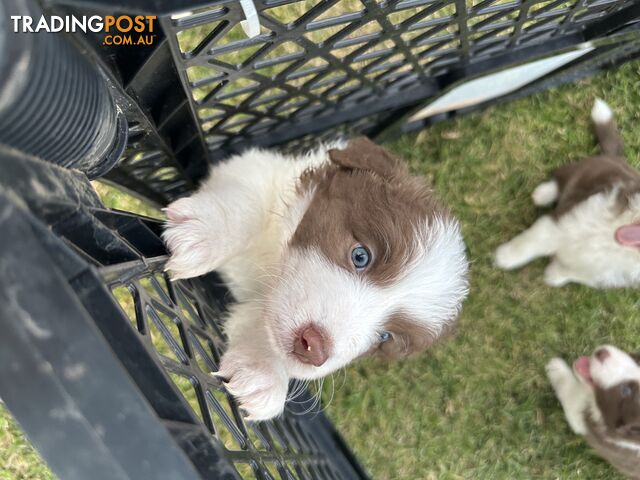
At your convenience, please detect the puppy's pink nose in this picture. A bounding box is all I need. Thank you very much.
[293,326,328,367]
[595,348,610,362]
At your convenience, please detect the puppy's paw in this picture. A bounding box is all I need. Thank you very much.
[162,197,227,279]
[531,180,558,207]
[546,357,572,389]
[216,353,289,422]
[494,242,523,270]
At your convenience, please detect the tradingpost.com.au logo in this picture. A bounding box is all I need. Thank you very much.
[11,15,157,46]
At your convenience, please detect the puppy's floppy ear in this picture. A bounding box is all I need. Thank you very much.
[328,137,407,178]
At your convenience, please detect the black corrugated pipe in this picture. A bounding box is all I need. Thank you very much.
[0,0,126,178]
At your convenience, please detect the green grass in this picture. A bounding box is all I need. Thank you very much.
[92,181,164,219]
[327,61,640,479]
[0,409,53,480]
[2,61,640,479]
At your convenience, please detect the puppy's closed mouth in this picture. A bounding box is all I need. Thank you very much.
[574,356,593,385]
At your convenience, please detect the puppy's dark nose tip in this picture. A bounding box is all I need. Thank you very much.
[595,348,610,362]
[293,326,328,367]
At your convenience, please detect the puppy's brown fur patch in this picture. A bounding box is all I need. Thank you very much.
[584,360,640,479]
[292,137,447,287]
[595,381,640,432]
[553,156,640,217]
[552,114,640,217]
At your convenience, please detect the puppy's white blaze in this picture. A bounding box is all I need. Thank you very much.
[591,98,613,124]
[386,217,469,331]
[266,248,382,379]
[590,345,640,389]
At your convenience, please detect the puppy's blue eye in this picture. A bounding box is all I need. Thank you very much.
[351,246,370,270]
[379,331,392,343]
[621,383,634,398]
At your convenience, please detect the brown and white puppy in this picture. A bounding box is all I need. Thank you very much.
[163,137,469,420]
[547,346,640,479]
[495,99,640,287]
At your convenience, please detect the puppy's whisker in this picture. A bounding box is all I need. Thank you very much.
[310,378,324,419]
[292,379,322,416]
[339,367,347,391]
[318,373,336,415]
[286,379,306,401]
[287,379,312,403]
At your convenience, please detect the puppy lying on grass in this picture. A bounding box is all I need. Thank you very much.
[495,99,640,287]
[163,137,469,420]
[547,346,640,479]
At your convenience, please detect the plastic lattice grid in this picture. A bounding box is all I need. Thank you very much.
[108,267,344,479]
[113,130,192,203]
[102,103,197,207]
[163,0,636,155]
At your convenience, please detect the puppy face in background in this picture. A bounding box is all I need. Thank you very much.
[575,345,640,441]
[264,139,469,380]
[548,345,640,479]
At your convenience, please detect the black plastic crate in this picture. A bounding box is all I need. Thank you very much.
[60,0,640,205]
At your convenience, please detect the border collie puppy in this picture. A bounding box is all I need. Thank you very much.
[163,137,469,420]
[547,346,640,479]
[495,99,640,287]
